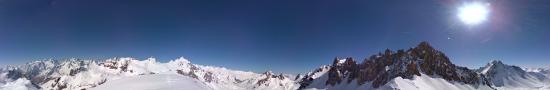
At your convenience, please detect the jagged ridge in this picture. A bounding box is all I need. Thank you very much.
[0,57,298,90]
[299,41,492,89]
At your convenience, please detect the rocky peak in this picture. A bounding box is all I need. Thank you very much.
[479,60,532,87]
[263,71,274,77]
[326,57,356,86]
[300,41,491,89]
[489,60,504,65]
[257,71,287,86]
[332,57,340,65]
[480,60,525,75]
[416,41,435,51]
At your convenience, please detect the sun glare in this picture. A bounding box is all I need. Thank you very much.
[458,2,490,25]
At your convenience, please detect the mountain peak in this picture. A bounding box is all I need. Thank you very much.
[489,60,504,66]
[416,41,434,50]
[481,60,502,74]
[299,41,491,89]
[2,57,300,90]
[263,71,275,76]
[478,60,537,87]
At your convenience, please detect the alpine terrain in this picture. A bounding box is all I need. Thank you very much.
[1,42,549,90]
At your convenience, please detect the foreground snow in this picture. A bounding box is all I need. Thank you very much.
[91,73,212,90]
[389,74,493,90]
[302,72,494,90]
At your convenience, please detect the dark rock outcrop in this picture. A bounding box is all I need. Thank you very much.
[256,71,288,86]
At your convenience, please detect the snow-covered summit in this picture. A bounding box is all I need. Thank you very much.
[479,60,514,74]
[478,60,550,89]
[0,57,298,90]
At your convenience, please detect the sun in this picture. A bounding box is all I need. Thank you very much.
[458,2,490,25]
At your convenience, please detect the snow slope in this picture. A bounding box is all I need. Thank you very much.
[300,69,494,90]
[90,73,213,90]
[388,73,493,90]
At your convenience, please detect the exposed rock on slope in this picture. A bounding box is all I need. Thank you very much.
[299,42,492,89]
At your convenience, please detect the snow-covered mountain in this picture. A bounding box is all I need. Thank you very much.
[296,42,550,90]
[478,60,550,90]
[0,57,298,90]
[297,42,493,90]
[523,67,550,78]
[1,42,550,90]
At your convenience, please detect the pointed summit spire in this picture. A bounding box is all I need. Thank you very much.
[332,57,340,65]
[416,41,434,49]
[489,60,504,65]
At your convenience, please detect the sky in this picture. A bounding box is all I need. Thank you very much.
[0,0,549,74]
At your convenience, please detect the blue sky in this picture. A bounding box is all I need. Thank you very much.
[1,0,549,74]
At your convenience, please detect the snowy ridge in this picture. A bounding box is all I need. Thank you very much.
[297,42,493,90]
[297,65,331,89]
[2,42,550,90]
[478,60,550,90]
[0,57,298,90]
[296,42,550,90]
[297,59,494,90]
[298,56,549,90]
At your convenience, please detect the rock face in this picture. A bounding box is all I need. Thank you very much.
[257,71,287,86]
[300,41,492,89]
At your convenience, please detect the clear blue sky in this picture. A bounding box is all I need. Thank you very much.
[1,0,549,74]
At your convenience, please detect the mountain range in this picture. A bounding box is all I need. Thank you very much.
[1,42,549,90]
